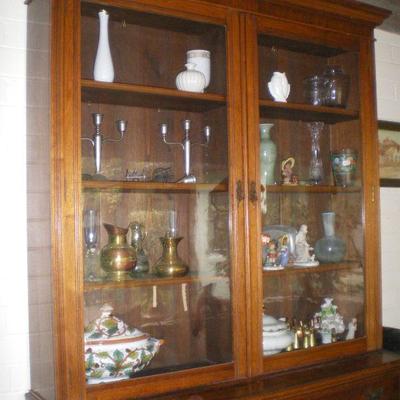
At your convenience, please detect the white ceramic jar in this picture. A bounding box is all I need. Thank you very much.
[176,63,206,93]
[186,49,211,88]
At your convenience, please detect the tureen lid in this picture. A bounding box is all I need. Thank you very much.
[84,303,148,343]
[262,315,287,332]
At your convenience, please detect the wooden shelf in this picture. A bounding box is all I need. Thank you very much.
[263,184,361,193]
[81,79,226,112]
[259,99,359,123]
[263,261,360,277]
[82,180,228,192]
[84,274,227,292]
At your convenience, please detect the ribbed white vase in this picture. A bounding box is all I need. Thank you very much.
[176,63,206,93]
[93,10,114,83]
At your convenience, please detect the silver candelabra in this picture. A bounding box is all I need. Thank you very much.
[81,113,127,175]
[160,119,211,183]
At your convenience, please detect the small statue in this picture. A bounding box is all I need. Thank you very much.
[313,298,345,344]
[345,318,357,340]
[262,233,284,270]
[294,224,319,267]
[281,157,298,185]
[277,235,290,267]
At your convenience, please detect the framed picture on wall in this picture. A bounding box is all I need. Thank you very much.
[378,120,400,187]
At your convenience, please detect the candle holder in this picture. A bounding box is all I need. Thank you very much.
[82,113,127,175]
[160,119,210,183]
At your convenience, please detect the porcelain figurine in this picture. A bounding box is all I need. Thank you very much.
[93,10,114,82]
[262,315,294,355]
[176,63,206,93]
[268,72,290,102]
[294,225,319,267]
[84,304,163,384]
[313,298,345,344]
[345,318,357,340]
[281,157,298,185]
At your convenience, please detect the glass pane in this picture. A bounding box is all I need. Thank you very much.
[257,33,364,356]
[80,3,232,385]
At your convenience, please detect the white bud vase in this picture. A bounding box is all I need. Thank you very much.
[93,10,114,83]
[176,63,206,93]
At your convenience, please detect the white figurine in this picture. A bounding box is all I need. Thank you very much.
[345,318,357,340]
[294,224,319,267]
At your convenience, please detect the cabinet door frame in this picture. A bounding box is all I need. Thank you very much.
[241,12,381,377]
[51,1,248,399]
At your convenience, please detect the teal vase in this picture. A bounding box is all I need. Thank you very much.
[260,123,277,185]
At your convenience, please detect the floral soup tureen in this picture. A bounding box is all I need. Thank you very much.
[84,303,163,384]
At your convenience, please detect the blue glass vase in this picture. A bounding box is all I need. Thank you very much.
[315,212,346,263]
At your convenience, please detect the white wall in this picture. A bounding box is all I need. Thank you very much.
[375,29,400,329]
[0,2,30,399]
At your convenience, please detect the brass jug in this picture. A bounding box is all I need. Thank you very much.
[100,223,136,281]
[154,236,189,277]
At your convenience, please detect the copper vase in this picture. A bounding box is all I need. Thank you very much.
[100,223,136,281]
[154,236,189,277]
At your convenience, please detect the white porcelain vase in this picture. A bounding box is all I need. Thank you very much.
[186,49,211,88]
[268,72,290,102]
[176,63,206,93]
[93,10,114,83]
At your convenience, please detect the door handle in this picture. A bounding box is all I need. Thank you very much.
[249,181,258,204]
[236,180,244,203]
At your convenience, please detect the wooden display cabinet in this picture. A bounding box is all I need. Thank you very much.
[45,0,400,399]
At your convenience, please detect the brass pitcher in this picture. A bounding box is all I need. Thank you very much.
[154,236,189,277]
[100,223,136,281]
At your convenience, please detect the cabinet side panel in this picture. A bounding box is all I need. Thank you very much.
[27,0,55,399]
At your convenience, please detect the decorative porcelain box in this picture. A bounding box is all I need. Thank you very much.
[84,303,163,384]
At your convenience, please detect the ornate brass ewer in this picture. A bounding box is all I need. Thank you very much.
[154,236,189,277]
[100,223,136,281]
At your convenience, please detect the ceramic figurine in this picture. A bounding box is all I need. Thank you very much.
[281,157,298,185]
[262,234,284,270]
[294,224,319,267]
[176,63,206,93]
[84,304,163,384]
[345,318,357,340]
[277,235,290,267]
[313,298,345,344]
[268,72,290,102]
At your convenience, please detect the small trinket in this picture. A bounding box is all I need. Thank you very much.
[281,157,298,185]
[152,167,173,182]
[294,224,319,267]
[125,169,147,181]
